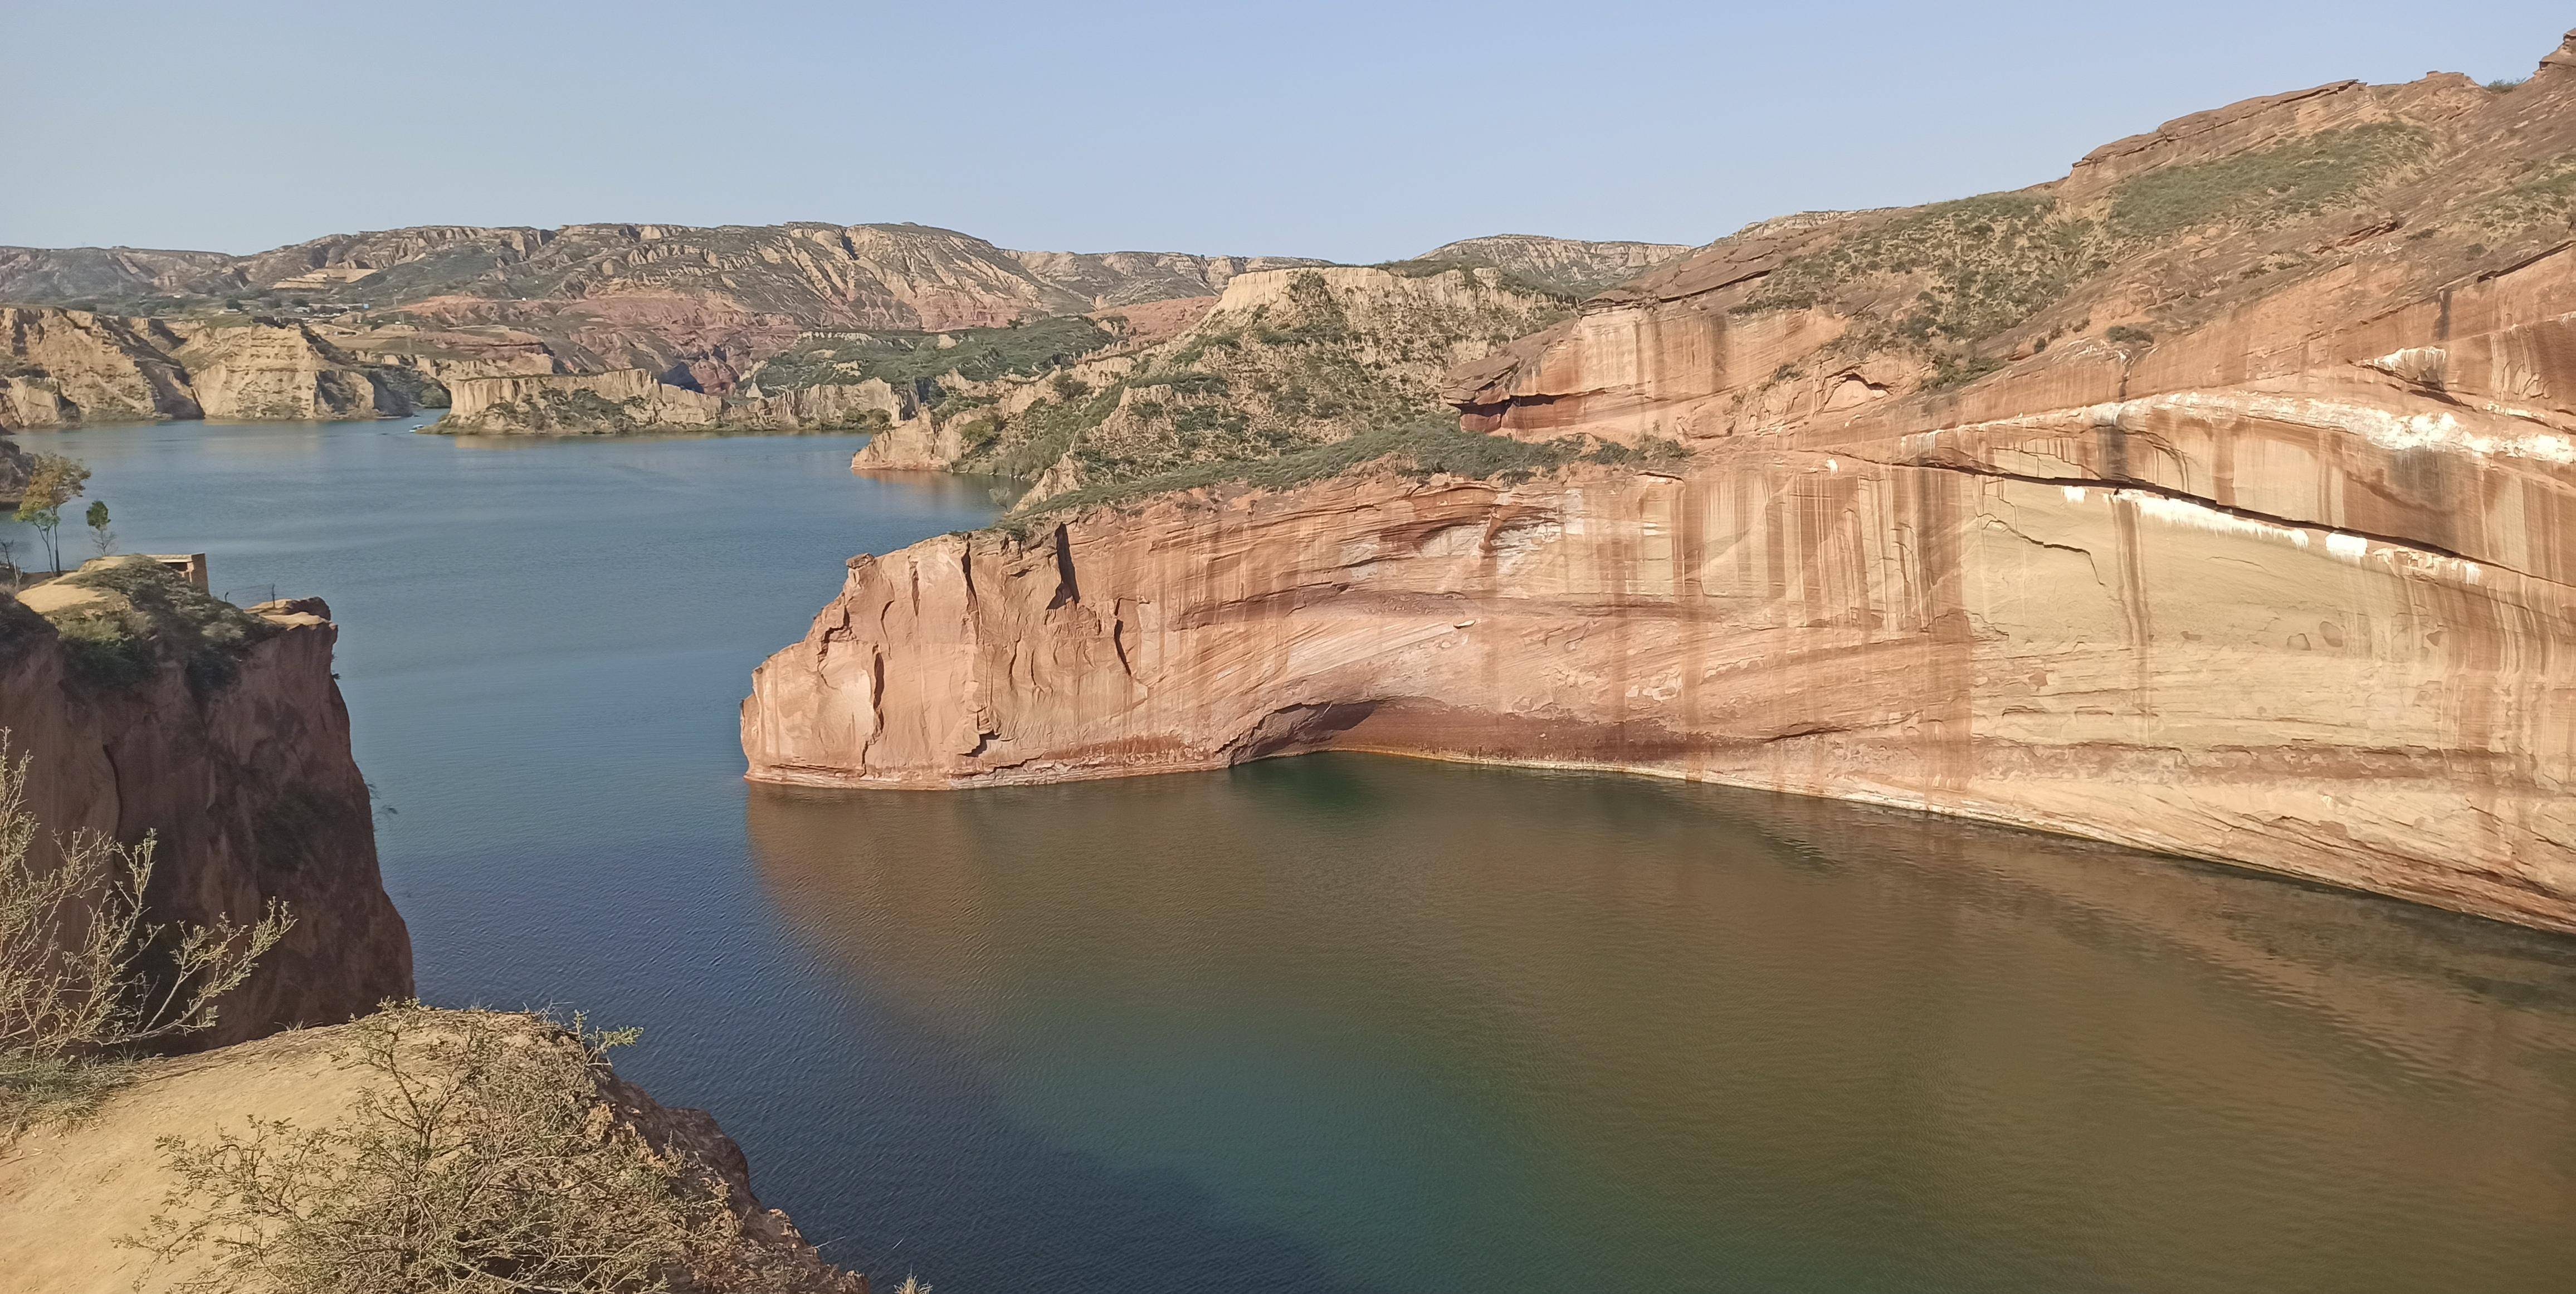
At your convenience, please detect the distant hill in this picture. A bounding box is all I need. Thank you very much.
[0,223,1330,392]
[1393,234,1695,297]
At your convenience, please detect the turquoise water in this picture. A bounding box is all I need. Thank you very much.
[14,417,2576,1292]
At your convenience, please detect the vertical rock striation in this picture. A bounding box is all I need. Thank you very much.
[746,45,2576,933]
[0,579,412,1047]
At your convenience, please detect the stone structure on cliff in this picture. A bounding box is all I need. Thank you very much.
[744,39,2576,935]
[0,561,412,1046]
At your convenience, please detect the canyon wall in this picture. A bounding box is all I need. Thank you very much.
[746,47,2576,933]
[0,572,412,1046]
[0,306,417,428]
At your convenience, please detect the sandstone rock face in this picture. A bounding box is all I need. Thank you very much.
[0,307,199,427]
[0,434,29,505]
[748,43,2576,934]
[161,319,410,421]
[0,582,413,1046]
[0,307,418,428]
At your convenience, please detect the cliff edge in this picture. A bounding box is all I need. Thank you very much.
[0,561,412,1046]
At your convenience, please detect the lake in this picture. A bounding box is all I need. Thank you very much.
[14,415,2576,1292]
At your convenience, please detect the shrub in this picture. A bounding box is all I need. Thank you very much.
[2105,123,2430,240]
[0,736,291,1133]
[130,1004,842,1293]
[2105,324,2156,345]
[43,559,282,693]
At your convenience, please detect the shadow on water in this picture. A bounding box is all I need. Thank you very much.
[746,754,2576,1294]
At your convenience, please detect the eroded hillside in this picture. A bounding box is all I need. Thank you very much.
[846,264,1580,504]
[744,36,2576,935]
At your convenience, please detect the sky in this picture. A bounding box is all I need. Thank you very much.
[2,1,2568,263]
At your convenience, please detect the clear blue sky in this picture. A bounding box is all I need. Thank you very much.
[3,1,2567,262]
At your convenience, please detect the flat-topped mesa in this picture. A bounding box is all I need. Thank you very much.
[1,558,412,1046]
[746,46,2576,934]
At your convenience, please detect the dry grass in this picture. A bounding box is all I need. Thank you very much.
[127,1004,819,1294]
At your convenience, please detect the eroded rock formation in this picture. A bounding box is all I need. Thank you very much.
[0,307,422,428]
[0,567,412,1046]
[432,368,906,434]
[745,41,2576,933]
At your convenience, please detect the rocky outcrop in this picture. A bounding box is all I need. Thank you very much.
[0,307,418,428]
[0,307,200,427]
[326,321,568,399]
[160,319,412,421]
[745,42,2576,934]
[0,565,412,1046]
[1,434,32,506]
[0,1011,861,1294]
[431,368,904,435]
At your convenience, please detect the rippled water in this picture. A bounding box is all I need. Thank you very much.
[17,417,2576,1292]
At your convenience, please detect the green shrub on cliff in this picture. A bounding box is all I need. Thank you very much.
[1740,193,2095,348]
[43,559,281,692]
[999,418,1687,534]
[2106,123,2432,240]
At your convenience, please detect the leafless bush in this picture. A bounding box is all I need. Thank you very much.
[133,1004,845,1293]
[0,734,291,1129]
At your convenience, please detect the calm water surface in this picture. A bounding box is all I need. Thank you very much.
[15,417,2576,1292]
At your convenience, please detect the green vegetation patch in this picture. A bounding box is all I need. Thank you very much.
[985,378,1129,478]
[2470,154,2576,235]
[1001,418,1686,534]
[749,314,1114,393]
[45,559,281,692]
[1740,193,2096,348]
[2106,123,2432,240]
[1371,257,1585,301]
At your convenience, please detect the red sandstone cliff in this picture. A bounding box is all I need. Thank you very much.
[745,38,2576,933]
[0,570,412,1047]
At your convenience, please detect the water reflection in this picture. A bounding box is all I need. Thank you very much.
[748,754,2576,1294]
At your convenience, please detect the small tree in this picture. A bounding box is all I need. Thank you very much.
[0,535,17,594]
[12,452,91,576]
[84,500,114,558]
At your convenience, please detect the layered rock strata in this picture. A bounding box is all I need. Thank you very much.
[747,48,2576,934]
[432,368,908,434]
[0,307,419,428]
[0,570,412,1046]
